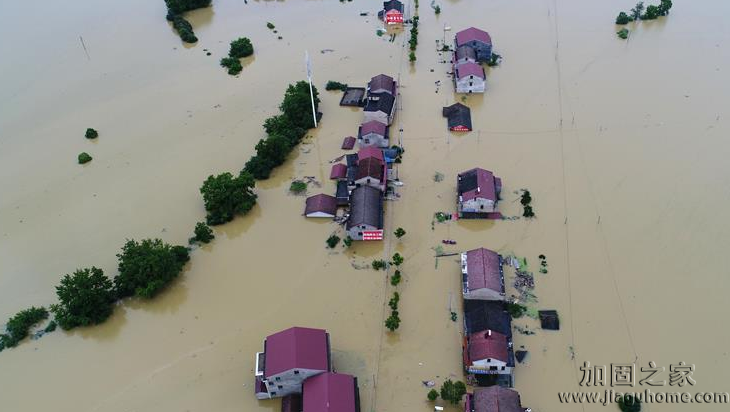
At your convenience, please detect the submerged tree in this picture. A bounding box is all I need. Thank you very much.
[51,267,116,330]
[200,171,257,225]
[114,239,190,299]
[440,379,467,404]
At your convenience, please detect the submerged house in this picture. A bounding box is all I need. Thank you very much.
[454,44,477,65]
[330,163,347,180]
[443,103,472,131]
[454,61,486,94]
[455,27,493,63]
[463,300,512,338]
[368,74,397,96]
[381,0,404,24]
[457,168,502,218]
[302,372,361,412]
[464,329,514,376]
[364,92,396,125]
[465,386,526,412]
[358,120,389,148]
[461,248,504,300]
[341,136,356,150]
[353,157,387,192]
[255,327,331,400]
[305,194,338,218]
[346,185,384,241]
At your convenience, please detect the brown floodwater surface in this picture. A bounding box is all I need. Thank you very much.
[1,0,730,411]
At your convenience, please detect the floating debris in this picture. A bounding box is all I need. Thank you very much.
[515,350,529,363]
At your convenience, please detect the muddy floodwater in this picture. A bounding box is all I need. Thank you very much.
[2,0,730,411]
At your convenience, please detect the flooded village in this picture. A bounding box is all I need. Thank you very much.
[2,1,730,412]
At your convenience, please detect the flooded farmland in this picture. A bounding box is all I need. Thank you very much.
[2,0,730,411]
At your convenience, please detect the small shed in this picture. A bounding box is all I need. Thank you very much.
[443,103,472,132]
[330,163,347,180]
[341,136,356,150]
[539,310,560,330]
[305,194,338,218]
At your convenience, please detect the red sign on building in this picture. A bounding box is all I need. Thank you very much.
[362,230,384,241]
[385,10,403,24]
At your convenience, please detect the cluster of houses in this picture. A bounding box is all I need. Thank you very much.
[304,74,400,241]
[254,326,361,412]
[452,27,493,94]
[459,247,530,411]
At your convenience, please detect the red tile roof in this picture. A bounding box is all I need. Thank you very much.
[330,164,347,180]
[458,168,498,202]
[465,248,502,293]
[360,120,387,136]
[369,74,396,94]
[468,329,509,363]
[357,146,384,162]
[471,386,523,412]
[455,61,485,80]
[305,194,338,216]
[356,157,385,181]
[265,327,329,377]
[303,373,357,412]
[342,136,356,150]
[455,27,492,46]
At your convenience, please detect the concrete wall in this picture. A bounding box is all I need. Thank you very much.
[348,223,378,240]
[455,76,486,94]
[459,198,495,213]
[358,132,389,148]
[264,368,326,398]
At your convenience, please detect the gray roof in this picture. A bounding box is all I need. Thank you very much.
[347,186,383,229]
[364,93,395,114]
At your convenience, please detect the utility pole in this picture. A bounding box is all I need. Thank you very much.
[305,51,317,128]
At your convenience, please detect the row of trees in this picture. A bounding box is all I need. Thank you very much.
[616,1,672,24]
[385,252,405,331]
[164,0,211,43]
[199,81,319,225]
[408,16,420,62]
[0,238,190,351]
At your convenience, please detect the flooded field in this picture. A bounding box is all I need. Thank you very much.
[2,0,730,411]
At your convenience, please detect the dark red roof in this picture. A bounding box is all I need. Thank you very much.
[465,248,502,293]
[356,157,384,181]
[303,373,357,412]
[265,327,329,377]
[305,194,338,216]
[471,386,523,412]
[360,120,387,136]
[455,27,492,46]
[357,146,384,162]
[455,62,485,80]
[458,168,498,202]
[330,164,347,180]
[468,329,509,363]
[341,136,356,150]
[369,74,396,94]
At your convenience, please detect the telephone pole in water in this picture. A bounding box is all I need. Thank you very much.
[305,51,317,128]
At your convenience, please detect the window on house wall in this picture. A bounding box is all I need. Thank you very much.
[294,370,299,375]
[487,359,491,363]
[278,385,283,389]
[271,392,277,396]
[275,377,281,381]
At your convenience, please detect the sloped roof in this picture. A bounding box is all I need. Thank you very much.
[455,45,477,62]
[347,186,383,230]
[468,329,509,363]
[357,146,384,162]
[455,61,485,80]
[360,120,387,137]
[336,180,350,206]
[369,74,397,94]
[364,93,395,114]
[330,164,347,180]
[342,136,356,150]
[472,386,523,412]
[303,373,357,412]
[458,168,498,202]
[305,194,338,216]
[264,327,329,377]
[455,27,492,46]
[465,248,502,293]
[443,103,472,130]
[464,300,512,338]
[356,157,384,181]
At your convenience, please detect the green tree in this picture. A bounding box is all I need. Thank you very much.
[193,222,214,243]
[343,237,353,247]
[440,379,467,405]
[427,389,439,401]
[388,292,400,310]
[220,56,242,75]
[391,253,404,267]
[264,115,306,146]
[85,128,99,139]
[290,180,307,194]
[618,394,642,412]
[171,15,198,43]
[372,259,388,270]
[642,4,660,19]
[385,311,401,331]
[200,171,257,225]
[409,51,416,62]
[326,234,341,248]
[615,12,631,25]
[658,0,672,15]
[114,239,190,299]
[165,0,211,15]
[0,307,48,350]
[266,22,275,29]
[617,28,629,39]
[394,227,406,238]
[78,152,92,164]
[280,81,320,129]
[630,2,645,20]
[390,270,402,286]
[229,37,254,58]
[51,267,116,330]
